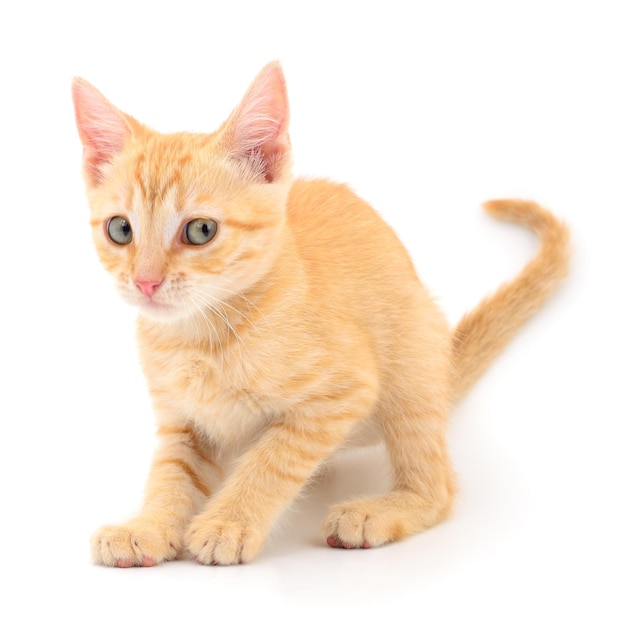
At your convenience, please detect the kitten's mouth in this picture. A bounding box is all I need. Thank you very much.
[120,287,183,320]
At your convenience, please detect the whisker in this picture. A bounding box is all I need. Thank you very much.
[190,291,248,360]
[185,291,226,368]
[208,280,277,344]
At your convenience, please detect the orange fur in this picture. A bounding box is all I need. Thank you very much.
[72,62,570,566]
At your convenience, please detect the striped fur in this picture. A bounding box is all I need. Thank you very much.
[73,63,570,566]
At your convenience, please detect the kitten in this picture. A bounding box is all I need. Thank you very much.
[72,62,570,566]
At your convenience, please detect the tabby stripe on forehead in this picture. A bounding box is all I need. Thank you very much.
[134,154,148,202]
[153,169,182,203]
[133,155,184,205]
[153,457,211,498]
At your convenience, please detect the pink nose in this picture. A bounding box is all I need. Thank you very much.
[135,278,163,297]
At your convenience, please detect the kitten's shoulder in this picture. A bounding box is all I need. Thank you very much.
[287,177,374,222]
[284,177,398,268]
[288,177,357,202]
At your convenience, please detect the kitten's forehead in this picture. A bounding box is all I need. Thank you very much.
[124,131,250,217]
[129,133,211,210]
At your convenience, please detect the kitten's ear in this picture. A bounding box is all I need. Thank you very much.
[219,62,291,183]
[71,78,135,185]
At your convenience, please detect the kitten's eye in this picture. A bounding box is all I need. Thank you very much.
[183,218,218,246]
[107,216,133,245]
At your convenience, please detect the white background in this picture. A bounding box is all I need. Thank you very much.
[1,1,618,624]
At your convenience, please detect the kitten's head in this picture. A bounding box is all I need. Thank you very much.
[72,62,292,323]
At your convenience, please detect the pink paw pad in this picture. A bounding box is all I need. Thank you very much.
[326,536,372,550]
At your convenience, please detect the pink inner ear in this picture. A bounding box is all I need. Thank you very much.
[72,78,131,184]
[225,62,291,182]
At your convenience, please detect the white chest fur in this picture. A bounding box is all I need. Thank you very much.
[140,335,283,451]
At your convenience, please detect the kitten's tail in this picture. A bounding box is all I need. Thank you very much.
[451,199,570,399]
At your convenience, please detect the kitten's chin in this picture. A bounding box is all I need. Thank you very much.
[136,300,185,322]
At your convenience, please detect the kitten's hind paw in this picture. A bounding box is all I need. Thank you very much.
[323,491,452,550]
[91,520,183,567]
[323,492,442,550]
[322,499,391,550]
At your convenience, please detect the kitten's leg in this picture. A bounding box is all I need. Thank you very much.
[92,424,220,567]
[322,380,456,549]
[185,385,376,565]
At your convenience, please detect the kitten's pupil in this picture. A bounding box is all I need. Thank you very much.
[184,218,218,246]
[107,216,132,245]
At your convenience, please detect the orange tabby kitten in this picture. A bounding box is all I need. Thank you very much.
[72,62,569,566]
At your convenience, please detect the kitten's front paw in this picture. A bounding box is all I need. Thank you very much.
[185,514,264,565]
[91,520,183,567]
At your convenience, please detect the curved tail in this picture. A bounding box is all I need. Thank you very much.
[451,199,571,399]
